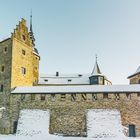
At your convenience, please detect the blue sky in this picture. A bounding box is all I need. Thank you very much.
[0,0,140,84]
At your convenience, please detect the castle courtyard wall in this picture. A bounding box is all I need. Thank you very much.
[9,92,140,137]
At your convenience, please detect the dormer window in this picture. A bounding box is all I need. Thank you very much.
[68,79,72,82]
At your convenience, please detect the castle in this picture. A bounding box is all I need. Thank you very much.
[0,18,140,137]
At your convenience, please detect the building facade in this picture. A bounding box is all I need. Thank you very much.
[0,18,40,94]
[0,18,40,133]
[38,57,112,86]
[128,66,140,84]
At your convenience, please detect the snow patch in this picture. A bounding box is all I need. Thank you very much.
[87,109,124,138]
[16,109,50,136]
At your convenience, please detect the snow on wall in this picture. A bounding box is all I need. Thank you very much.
[0,109,139,140]
[16,109,50,136]
[87,109,124,138]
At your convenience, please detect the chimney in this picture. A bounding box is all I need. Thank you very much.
[56,72,59,77]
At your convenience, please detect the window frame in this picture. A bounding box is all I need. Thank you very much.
[21,67,26,75]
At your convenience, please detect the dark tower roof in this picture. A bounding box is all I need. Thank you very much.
[29,11,35,47]
[91,55,102,75]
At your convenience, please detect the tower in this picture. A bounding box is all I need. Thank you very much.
[0,18,40,96]
[0,18,40,133]
[128,66,140,84]
[89,56,111,85]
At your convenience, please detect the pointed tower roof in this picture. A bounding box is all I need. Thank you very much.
[136,66,140,73]
[128,66,140,79]
[29,11,35,47]
[91,55,102,75]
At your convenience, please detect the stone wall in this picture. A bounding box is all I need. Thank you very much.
[129,74,140,84]
[0,39,12,134]
[0,38,12,100]
[9,93,140,137]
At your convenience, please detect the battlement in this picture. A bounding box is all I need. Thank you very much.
[10,92,140,104]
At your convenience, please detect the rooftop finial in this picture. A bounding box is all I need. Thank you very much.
[30,9,32,32]
[95,54,98,63]
[91,54,101,75]
[29,9,35,47]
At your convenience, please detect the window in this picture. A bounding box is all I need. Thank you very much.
[51,94,56,102]
[22,35,26,41]
[137,93,140,100]
[90,76,98,85]
[21,67,26,75]
[22,50,26,55]
[126,93,131,100]
[4,47,7,53]
[81,94,87,101]
[71,94,76,101]
[0,85,4,92]
[21,94,25,101]
[41,94,45,101]
[1,66,5,72]
[31,94,35,100]
[98,76,104,85]
[61,94,66,101]
[92,94,97,101]
[139,79,140,84]
[68,79,72,82]
[115,93,120,100]
[103,93,108,99]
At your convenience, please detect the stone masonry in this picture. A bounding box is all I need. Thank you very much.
[9,92,140,137]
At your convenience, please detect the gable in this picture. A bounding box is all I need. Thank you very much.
[11,18,32,47]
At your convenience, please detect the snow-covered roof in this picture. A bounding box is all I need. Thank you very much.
[128,66,140,78]
[39,73,111,85]
[39,73,91,85]
[11,84,140,94]
[39,58,111,85]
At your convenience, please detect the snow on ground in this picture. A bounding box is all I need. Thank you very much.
[0,109,139,140]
